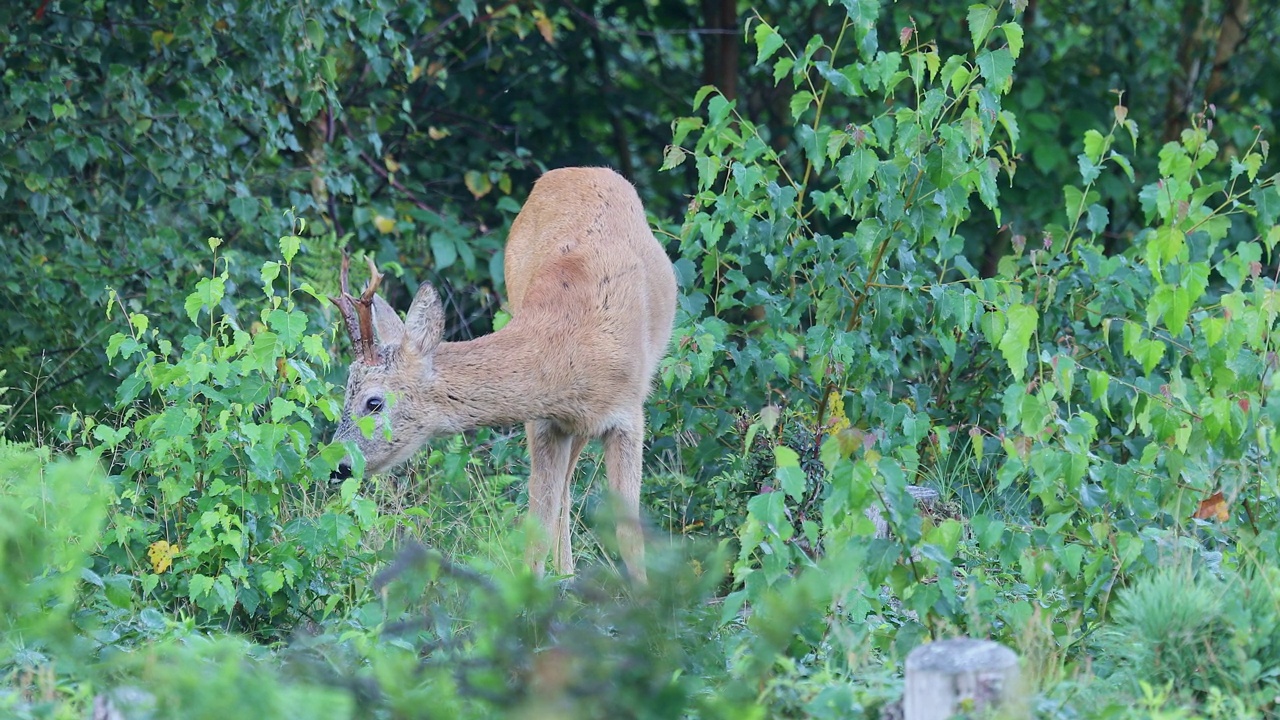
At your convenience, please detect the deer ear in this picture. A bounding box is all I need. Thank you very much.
[403,283,444,356]
[371,294,404,346]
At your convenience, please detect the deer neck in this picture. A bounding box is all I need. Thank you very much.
[427,322,558,432]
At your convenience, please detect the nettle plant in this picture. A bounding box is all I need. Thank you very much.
[660,0,1023,639]
[80,233,380,630]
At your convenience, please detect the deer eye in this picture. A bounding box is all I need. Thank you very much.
[364,396,384,413]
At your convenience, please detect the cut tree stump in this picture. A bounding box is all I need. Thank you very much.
[92,687,155,720]
[903,638,1021,719]
[865,485,940,539]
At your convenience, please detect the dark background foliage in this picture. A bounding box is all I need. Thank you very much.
[3,0,1275,434]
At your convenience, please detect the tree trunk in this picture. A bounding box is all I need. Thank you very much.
[1161,0,1205,142]
[700,0,740,100]
[1203,0,1250,101]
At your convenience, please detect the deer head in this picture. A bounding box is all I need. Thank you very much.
[330,255,446,479]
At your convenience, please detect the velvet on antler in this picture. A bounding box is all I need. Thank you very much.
[330,254,384,363]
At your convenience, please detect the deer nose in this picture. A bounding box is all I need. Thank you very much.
[332,461,353,481]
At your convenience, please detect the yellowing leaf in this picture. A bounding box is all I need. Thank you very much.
[373,214,396,234]
[147,539,180,574]
[534,10,555,44]
[1192,491,1229,522]
[661,145,687,170]
[825,392,851,434]
[409,64,424,82]
[464,170,492,199]
[428,126,450,140]
[151,30,175,51]
[384,155,401,173]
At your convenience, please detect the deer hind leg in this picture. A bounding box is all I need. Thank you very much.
[603,411,647,584]
[555,435,590,577]
[525,420,576,577]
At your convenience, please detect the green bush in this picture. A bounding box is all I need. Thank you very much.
[0,441,108,640]
[0,443,106,719]
[654,1,1279,713]
[1097,565,1280,702]
[77,235,383,633]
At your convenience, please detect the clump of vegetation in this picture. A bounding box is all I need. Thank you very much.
[1095,566,1280,706]
[75,235,381,635]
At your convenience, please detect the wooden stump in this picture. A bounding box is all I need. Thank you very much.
[904,638,1021,719]
[865,485,940,539]
[92,687,155,720]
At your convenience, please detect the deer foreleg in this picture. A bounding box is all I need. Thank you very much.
[603,412,647,585]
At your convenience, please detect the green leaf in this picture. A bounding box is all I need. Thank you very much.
[975,48,1014,93]
[692,85,717,111]
[1112,153,1135,181]
[106,332,127,361]
[305,17,325,50]
[1253,186,1280,228]
[773,446,806,502]
[967,5,998,50]
[1063,185,1086,225]
[1162,286,1192,336]
[246,331,280,371]
[267,308,307,348]
[464,170,491,199]
[1082,129,1107,164]
[29,193,49,219]
[754,23,786,65]
[213,574,237,615]
[970,514,1004,551]
[773,57,795,85]
[836,148,877,193]
[1241,152,1262,181]
[261,261,281,290]
[789,91,816,121]
[1001,22,1024,59]
[261,569,285,596]
[279,235,302,263]
[229,196,258,225]
[430,235,458,270]
[185,276,226,324]
[998,303,1037,380]
[1085,204,1109,236]
[92,424,130,449]
[188,573,214,600]
[1153,224,1186,265]
[1139,338,1165,374]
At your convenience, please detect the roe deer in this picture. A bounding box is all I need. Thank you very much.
[330,167,677,583]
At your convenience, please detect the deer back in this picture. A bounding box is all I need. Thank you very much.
[492,168,676,422]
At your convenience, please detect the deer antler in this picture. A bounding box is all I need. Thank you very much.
[330,253,384,363]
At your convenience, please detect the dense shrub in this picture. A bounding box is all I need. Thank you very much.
[74,235,381,633]
[655,1,1280,713]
